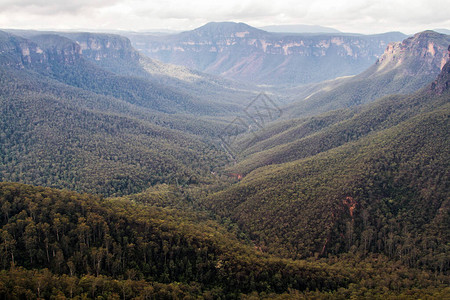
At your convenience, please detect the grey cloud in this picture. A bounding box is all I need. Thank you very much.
[0,0,119,15]
[0,0,448,34]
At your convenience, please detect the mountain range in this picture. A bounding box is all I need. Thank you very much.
[284,30,450,118]
[0,30,247,195]
[0,23,449,298]
[127,22,407,85]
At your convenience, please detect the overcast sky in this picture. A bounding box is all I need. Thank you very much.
[0,0,448,34]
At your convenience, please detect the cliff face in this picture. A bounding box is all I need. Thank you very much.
[0,31,84,70]
[30,34,82,65]
[285,31,450,119]
[374,31,450,76]
[127,22,406,85]
[0,31,48,68]
[162,23,392,58]
[63,33,140,63]
[429,46,450,94]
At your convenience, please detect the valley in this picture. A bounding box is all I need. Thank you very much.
[0,23,449,299]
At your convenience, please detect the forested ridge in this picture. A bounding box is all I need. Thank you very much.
[0,80,228,196]
[204,90,450,272]
[228,87,449,175]
[0,182,353,298]
[0,29,449,298]
[0,182,449,299]
[0,31,233,196]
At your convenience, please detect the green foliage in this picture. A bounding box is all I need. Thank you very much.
[0,267,209,299]
[0,65,231,196]
[205,101,450,271]
[231,88,449,175]
[0,29,449,298]
[0,182,447,298]
[0,182,353,297]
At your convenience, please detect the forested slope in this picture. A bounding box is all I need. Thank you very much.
[204,64,450,272]
[0,31,232,195]
[206,103,449,267]
[0,69,228,195]
[229,86,449,175]
[0,182,448,299]
[0,182,352,298]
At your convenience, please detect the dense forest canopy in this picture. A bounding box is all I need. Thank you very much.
[0,28,448,298]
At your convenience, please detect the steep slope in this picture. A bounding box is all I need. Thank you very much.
[1,183,449,298]
[429,45,450,94]
[0,31,230,195]
[26,33,227,115]
[9,29,257,111]
[286,31,450,118]
[0,182,351,297]
[203,64,450,271]
[230,88,448,175]
[127,22,406,85]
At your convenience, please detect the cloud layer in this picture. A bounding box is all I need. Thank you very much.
[0,0,448,34]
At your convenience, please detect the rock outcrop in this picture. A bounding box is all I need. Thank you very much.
[429,45,450,94]
[374,31,450,76]
[63,32,139,63]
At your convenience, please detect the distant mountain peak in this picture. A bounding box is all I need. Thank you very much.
[195,21,262,31]
[190,21,267,37]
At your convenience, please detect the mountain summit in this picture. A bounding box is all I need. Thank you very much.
[190,21,267,38]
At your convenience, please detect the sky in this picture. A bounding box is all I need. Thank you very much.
[0,0,449,34]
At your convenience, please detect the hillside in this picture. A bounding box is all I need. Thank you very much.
[8,29,257,111]
[0,25,449,299]
[126,22,406,85]
[0,31,234,195]
[0,182,353,298]
[202,63,450,272]
[1,182,449,298]
[229,86,449,175]
[285,30,450,118]
[205,102,449,267]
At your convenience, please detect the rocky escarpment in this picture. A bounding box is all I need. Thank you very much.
[29,34,82,65]
[126,22,406,85]
[63,32,139,63]
[0,31,48,68]
[285,31,450,119]
[0,31,84,70]
[429,45,450,94]
[374,31,450,76]
[59,32,147,77]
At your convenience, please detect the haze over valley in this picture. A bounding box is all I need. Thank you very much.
[0,1,449,298]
